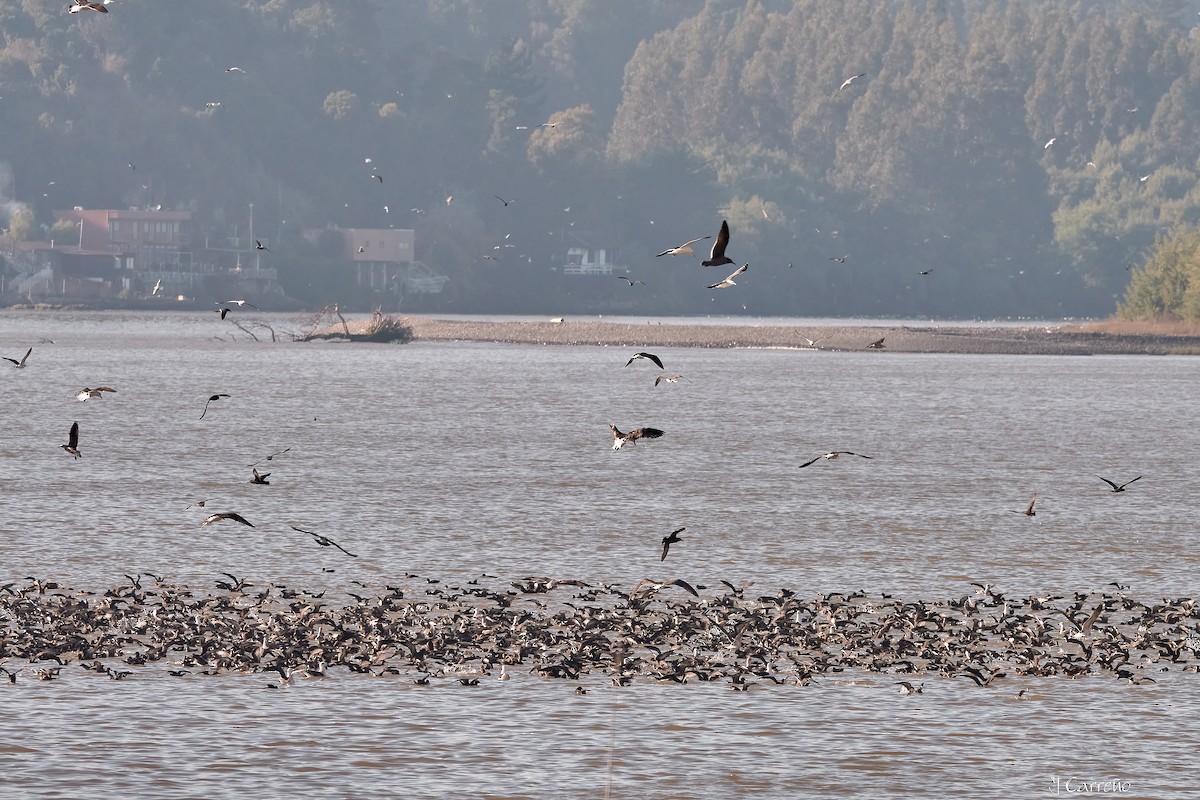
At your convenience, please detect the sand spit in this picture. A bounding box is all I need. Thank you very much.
[373,318,1200,355]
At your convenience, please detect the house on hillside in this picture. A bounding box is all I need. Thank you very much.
[312,227,447,295]
[560,231,620,276]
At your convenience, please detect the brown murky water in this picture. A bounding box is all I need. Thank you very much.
[1,311,1197,799]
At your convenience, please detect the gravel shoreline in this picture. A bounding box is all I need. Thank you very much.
[381,317,1200,356]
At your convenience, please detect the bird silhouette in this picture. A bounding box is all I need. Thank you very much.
[2,347,31,368]
[1012,495,1037,516]
[201,512,254,527]
[1098,476,1142,493]
[250,469,270,485]
[255,240,269,251]
[798,451,872,469]
[660,527,684,562]
[625,352,664,369]
[199,394,231,420]
[76,387,117,401]
[610,423,664,450]
[60,421,81,458]
[701,221,735,268]
[866,337,886,349]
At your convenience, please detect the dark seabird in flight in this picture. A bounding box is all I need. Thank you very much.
[701,221,735,268]
[1099,475,1142,493]
[289,525,358,557]
[625,352,664,369]
[798,451,872,469]
[201,512,255,527]
[493,195,516,207]
[217,308,230,320]
[1012,495,1037,516]
[76,386,117,401]
[255,240,269,251]
[834,73,865,97]
[617,276,645,286]
[866,337,886,349]
[199,394,231,420]
[660,527,684,562]
[250,468,270,485]
[248,447,291,468]
[61,421,81,458]
[2,347,31,368]
[656,235,711,257]
[610,423,664,450]
[632,577,699,598]
[895,681,924,695]
[829,255,848,263]
[708,263,748,289]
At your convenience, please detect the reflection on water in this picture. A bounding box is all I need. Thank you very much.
[1,311,1197,799]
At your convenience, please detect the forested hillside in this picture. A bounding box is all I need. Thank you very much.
[3,0,1200,317]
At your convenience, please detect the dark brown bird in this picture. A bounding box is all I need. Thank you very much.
[701,220,735,268]
[200,394,231,420]
[625,352,664,369]
[1099,476,1142,493]
[631,577,699,598]
[866,337,886,349]
[255,240,269,251]
[61,421,81,458]
[289,525,358,558]
[1012,495,1037,516]
[798,451,872,469]
[610,423,664,450]
[201,512,254,527]
[660,527,684,562]
[250,469,270,485]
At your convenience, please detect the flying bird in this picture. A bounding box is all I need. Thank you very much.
[217,308,230,320]
[201,512,254,527]
[61,421,81,458]
[654,374,688,386]
[219,299,259,309]
[829,255,848,263]
[708,263,748,289]
[798,451,873,469]
[701,221,735,268]
[250,469,270,485]
[617,276,645,286]
[1099,475,1142,493]
[254,240,268,251]
[225,67,245,74]
[371,173,383,183]
[247,447,291,468]
[656,235,711,258]
[918,268,933,275]
[199,393,231,420]
[834,73,865,97]
[289,525,358,557]
[68,1,109,13]
[660,527,685,562]
[866,337,886,349]
[493,195,516,207]
[625,352,664,369]
[1044,137,1057,149]
[75,386,116,401]
[610,423,664,450]
[631,577,699,599]
[1012,495,1037,516]
[2,347,32,368]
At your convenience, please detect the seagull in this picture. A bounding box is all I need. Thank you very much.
[255,240,268,251]
[829,255,848,263]
[918,268,933,275]
[68,1,109,12]
[660,527,684,562]
[75,386,116,401]
[205,102,222,109]
[289,525,358,557]
[798,451,873,469]
[1098,475,1142,493]
[610,423,664,450]
[199,393,231,420]
[1044,137,1057,149]
[201,512,254,527]
[357,246,366,253]
[800,336,827,348]
[493,195,516,207]
[225,66,245,74]
[1012,495,1037,516]
[371,173,383,183]
[701,221,735,268]
[654,374,688,386]
[708,263,748,289]
[834,73,865,97]
[250,468,270,485]
[218,299,259,310]
[631,577,699,599]
[656,235,711,257]
[866,337,886,349]
[2,347,31,367]
[617,276,645,286]
[247,447,291,467]
[61,421,81,458]
[625,352,664,369]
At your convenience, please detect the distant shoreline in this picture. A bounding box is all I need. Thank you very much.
[392,317,1200,355]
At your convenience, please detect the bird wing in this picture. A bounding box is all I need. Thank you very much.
[797,456,822,469]
[654,375,665,386]
[667,578,699,597]
[1121,476,1143,489]
[842,451,872,459]
[19,348,31,366]
[1098,476,1120,491]
[1026,495,1037,513]
[67,422,79,448]
[631,427,664,441]
[679,236,710,249]
[708,221,730,262]
[1,358,16,365]
[224,512,254,527]
[644,353,664,370]
[660,542,670,561]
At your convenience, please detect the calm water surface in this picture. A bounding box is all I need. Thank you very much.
[1,310,1197,799]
